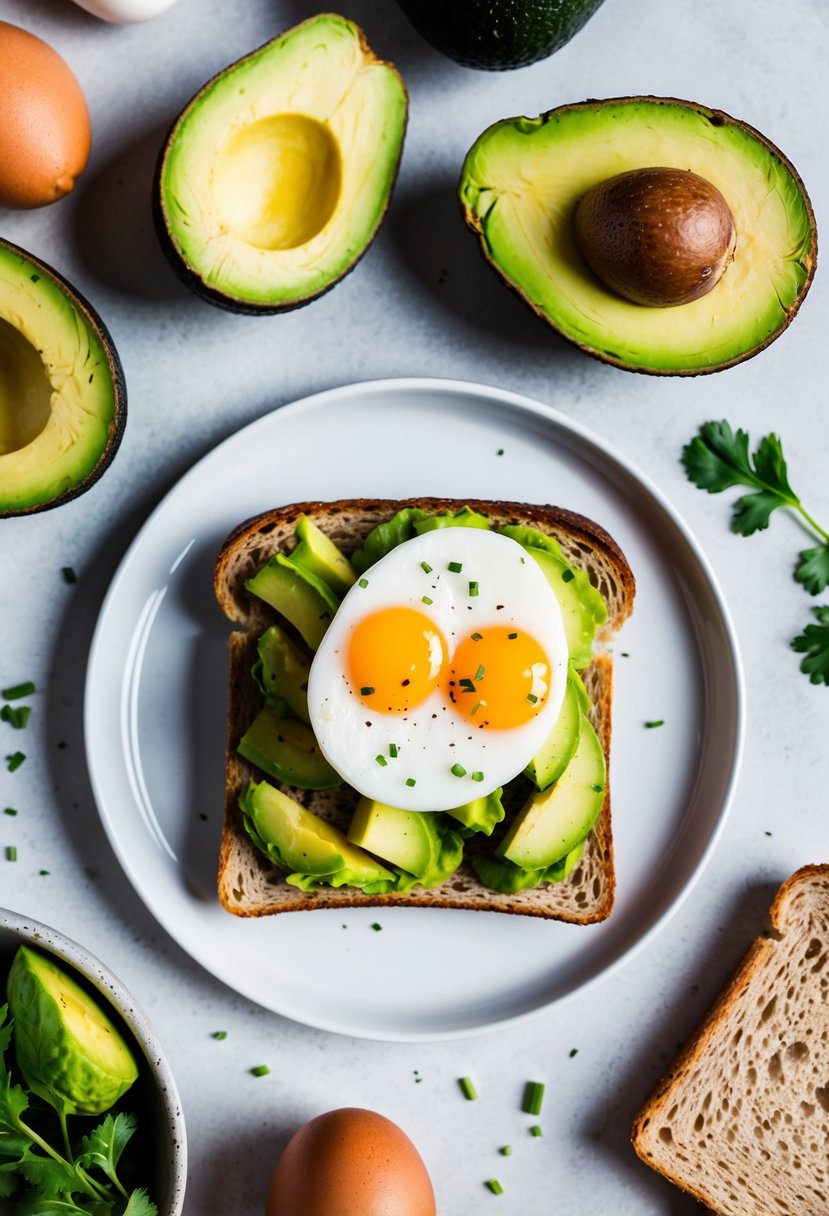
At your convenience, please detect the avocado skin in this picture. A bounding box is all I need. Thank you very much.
[397,0,605,69]
[459,96,818,376]
[153,19,408,315]
[0,239,127,517]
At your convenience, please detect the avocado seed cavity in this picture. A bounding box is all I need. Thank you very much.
[573,167,736,307]
[0,317,52,455]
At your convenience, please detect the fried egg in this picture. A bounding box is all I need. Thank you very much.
[307,528,569,811]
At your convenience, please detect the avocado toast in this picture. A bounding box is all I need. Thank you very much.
[215,498,634,923]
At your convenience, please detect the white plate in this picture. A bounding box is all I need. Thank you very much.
[85,378,744,1041]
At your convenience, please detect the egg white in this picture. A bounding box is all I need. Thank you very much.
[307,528,569,811]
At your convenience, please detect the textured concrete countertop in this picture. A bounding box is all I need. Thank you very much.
[2,0,829,1211]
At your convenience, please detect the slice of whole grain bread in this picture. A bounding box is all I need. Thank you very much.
[215,498,634,923]
[632,865,829,1214]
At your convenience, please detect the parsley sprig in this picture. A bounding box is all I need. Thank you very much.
[683,421,829,685]
[0,1005,156,1214]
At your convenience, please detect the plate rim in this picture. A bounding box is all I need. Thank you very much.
[84,375,746,1041]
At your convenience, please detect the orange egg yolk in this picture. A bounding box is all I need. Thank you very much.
[447,627,551,729]
[348,607,447,713]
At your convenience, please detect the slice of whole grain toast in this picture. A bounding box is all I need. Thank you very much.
[215,497,635,923]
[632,865,829,1214]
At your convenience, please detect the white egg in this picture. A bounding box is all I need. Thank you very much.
[307,528,568,811]
[69,0,177,23]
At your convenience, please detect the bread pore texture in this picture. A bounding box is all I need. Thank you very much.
[215,498,634,923]
[632,865,829,1214]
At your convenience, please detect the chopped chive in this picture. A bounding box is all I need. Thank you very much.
[468,580,479,597]
[569,1048,578,1057]
[459,678,476,693]
[507,632,518,640]
[420,561,433,573]
[405,777,416,787]
[620,651,630,658]
[62,566,77,584]
[376,754,388,767]
[530,1125,543,1138]
[485,1179,504,1195]
[38,870,49,876]
[6,846,17,862]
[591,783,604,793]
[765,830,773,837]
[6,752,25,772]
[470,702,481,717]
[389,743,398,758]
[561,568,575,583]
[458,1076,478,1101]
[358,578,369,588]
[2,682,35,701]
[496,449,504,456]
[499,1146,512,1157]
[211,1030,228,1040]
[448,561,463,573]
[422,595,433,605]
[474,664,485,681]
[522,1080,545,1116]
[3,808,17,816]
[250,1065,270,1077]
[471,631,483,641]
[526,693,538,705]
[645,719,665,729]
[1,705,31,729]
[361,686,376,696]
[451,763,467,778]
[371,922,383,931]
[471,771,485,782]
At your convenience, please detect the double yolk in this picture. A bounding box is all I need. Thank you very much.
[347,606,550,730]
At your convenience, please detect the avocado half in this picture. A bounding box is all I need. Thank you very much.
[155,14,408,313]
[396,0,606,70]
[0,240,126,516]
[459,97,817,375]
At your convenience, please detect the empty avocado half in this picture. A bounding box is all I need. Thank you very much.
[0,240,126,517]
[155,14,408,312]
[459,97,817,375]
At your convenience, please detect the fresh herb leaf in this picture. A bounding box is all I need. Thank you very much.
[796,545,829,596]
[123,1188,158,1215]
[792,607,829,686]
[2,683,35,702]
[77,1112,137,1189]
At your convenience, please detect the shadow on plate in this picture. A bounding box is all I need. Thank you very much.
[579,878,783,1213]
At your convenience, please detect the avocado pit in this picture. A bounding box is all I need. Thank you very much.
[573,166,737,307]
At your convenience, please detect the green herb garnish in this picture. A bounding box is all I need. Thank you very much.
[471,632,483,641]
[6,752,25,772]
[360,686,375,696]
[6,846,16,862]
[522,1080,545,1116]
[793,607,829,685]
[471,771,484,782]
[451,763,467,778]
[645,720,664,729]
[3,807,17,816]
[250,1064,270,1077]
[389,743,398,758]
[211,1031,228,1040]
[458,1076,478,1101]
[526,693,538,705]
[358,578,369,588]
[371,922,383,931]
[376,755,388,767]
[485,1179,504,1195]
[507,632,518,640]
[569,1048,578,1057]
[405,777,416,787]
[62,566,78,584]
[422,595,433,605]
[469,580,479,597]
[448,561,463,573]
[499,1145,512,1156]
[474,665,485,681]
[530,1124,543,1137]
[421,561,432,574]
[2,682,35,701]
[561,569,575,583]
[0,705,31,729]
[459,678,476,693]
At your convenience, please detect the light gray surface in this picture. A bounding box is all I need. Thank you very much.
[1,0,828,1212]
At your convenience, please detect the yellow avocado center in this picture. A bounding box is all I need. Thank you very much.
[0,317,52,455]
[212,113,342,251]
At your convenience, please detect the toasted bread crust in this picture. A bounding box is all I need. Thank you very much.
[631,865,829,1214]
[216,499,634,922]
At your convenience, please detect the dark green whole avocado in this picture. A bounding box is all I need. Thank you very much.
[155,14,408,314]
[396,0,606,69]
[0,239,126,517]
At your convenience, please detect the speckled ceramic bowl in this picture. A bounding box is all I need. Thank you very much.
[0,908,186,1215]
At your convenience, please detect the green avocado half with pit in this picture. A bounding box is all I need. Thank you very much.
[155,14,408,313]
[459,96,817,375]
[0,240,126,516]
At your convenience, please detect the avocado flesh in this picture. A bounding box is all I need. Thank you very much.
[8,946,138,1116]
[246,554,339,650]
[460,98,816,374]
[348,797,441,876]
[158,14,407,310]
[239,710,342,790]
[0,241,125,515]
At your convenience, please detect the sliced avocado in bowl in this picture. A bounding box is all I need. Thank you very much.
[0,240,126,516]
[459,96,816,375]
[396,0,606,69]
[155,13,407,313]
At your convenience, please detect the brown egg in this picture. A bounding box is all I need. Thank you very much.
[0,22,91,209]
[267,1107,437,1216]
[573,166,736,307]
